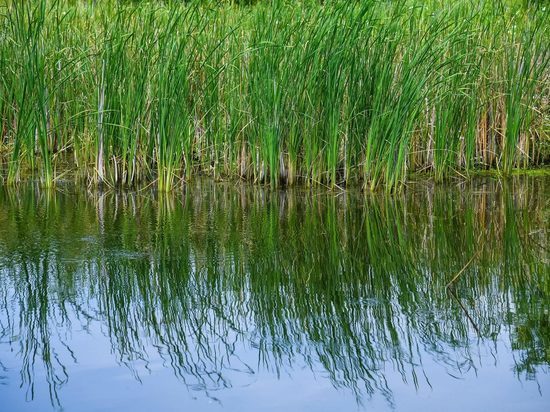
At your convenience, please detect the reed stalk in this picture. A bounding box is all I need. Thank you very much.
[0,0,548,190]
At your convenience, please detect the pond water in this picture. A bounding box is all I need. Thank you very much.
[0,177,548,411]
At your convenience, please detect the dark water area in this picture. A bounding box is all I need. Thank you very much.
[0,177,548,411]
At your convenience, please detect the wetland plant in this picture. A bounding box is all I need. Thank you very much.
[0,0,548,190]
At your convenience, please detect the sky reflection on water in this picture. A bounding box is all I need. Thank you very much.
[0,177,549,411]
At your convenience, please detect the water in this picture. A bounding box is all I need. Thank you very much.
[0,177,548,411]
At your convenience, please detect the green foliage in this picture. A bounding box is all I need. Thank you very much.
[0,0,548,190]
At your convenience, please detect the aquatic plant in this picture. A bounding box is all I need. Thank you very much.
[0,0,548,190]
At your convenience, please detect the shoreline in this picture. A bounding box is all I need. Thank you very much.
[0,166,548,193]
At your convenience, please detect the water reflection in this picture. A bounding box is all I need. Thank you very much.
[0,177,548,410]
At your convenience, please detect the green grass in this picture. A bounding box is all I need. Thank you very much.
[0,0,548,190]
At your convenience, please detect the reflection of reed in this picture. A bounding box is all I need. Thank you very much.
[0,177,548,408]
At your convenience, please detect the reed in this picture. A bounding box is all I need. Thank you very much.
[0,0,548,190]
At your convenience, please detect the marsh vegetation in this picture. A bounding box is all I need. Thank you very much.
[0,0,548,190]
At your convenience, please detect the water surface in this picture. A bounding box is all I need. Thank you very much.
[0,177,549,411]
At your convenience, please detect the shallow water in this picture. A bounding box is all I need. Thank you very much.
[0,177,549,411]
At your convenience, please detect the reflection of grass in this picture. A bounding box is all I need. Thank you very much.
[0,1,548,190]
[0,176,548,408]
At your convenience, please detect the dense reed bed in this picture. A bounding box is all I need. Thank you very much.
[0,0,548,190]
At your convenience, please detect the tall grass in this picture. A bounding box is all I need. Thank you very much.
[0,0,548,190]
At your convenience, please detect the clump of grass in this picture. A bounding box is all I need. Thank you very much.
[0,0,548,190]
